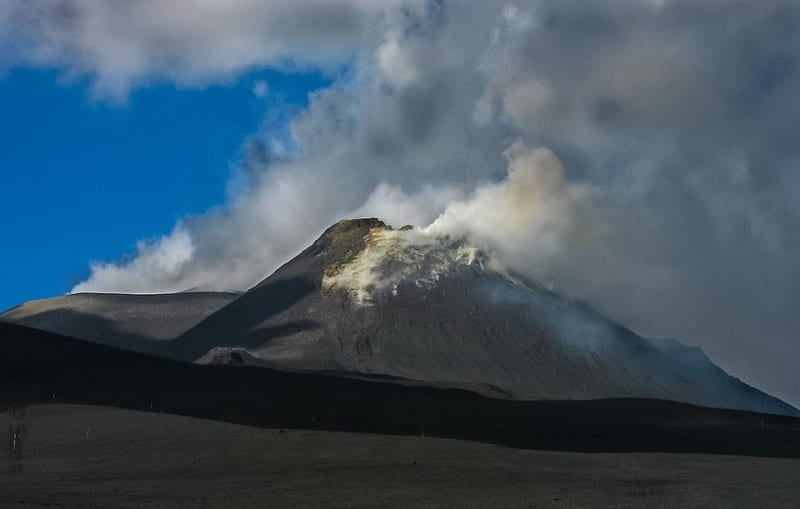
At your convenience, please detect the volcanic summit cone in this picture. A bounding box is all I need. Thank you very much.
[163,218,795,416]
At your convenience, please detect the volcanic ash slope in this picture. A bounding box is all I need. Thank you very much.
[0,292,239,353]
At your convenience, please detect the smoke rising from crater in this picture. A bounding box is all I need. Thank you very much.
[6,0,800,405]
[425,144,594,280]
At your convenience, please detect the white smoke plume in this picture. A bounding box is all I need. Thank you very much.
[426,144,594,280]
[5,0,800,406]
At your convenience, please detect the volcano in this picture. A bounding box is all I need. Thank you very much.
[2,218,794,416]
[140,218,792,416]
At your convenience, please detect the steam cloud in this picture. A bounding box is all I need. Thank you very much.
[4,1,800,406]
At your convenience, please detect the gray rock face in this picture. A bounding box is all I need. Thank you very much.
[0,292,239,354]
[173,219,796,416]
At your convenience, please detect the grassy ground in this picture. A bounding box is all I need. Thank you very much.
[2,404,798,508]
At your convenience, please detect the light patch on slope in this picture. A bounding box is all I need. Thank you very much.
[323,227,481,304]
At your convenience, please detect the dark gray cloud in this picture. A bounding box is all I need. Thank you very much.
[4,1,799,405]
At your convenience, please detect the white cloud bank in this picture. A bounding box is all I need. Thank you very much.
[1,0,413,101]
[4,0,800,406]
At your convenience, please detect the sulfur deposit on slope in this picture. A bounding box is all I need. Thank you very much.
[323,226,482,304]
[171,218,796,416]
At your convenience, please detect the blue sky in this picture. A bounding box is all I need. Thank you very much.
[0,68,329,311]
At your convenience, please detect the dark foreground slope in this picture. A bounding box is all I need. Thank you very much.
[172,219,796,416]
[2,322,800,458]
[3,404,799,509]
